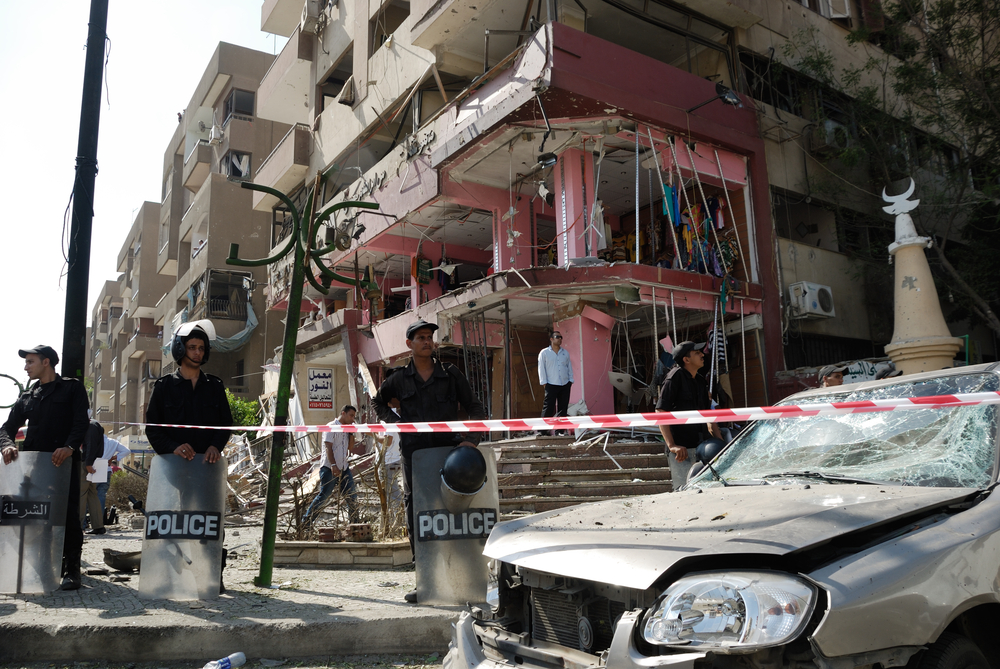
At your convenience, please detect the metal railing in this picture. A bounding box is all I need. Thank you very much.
[207,299,248,320]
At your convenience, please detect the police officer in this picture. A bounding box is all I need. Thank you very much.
[145,320,232,463]
[0,345,90,590]
[145,320,232,594]
[656,341,721,488]
[372,319,487,603]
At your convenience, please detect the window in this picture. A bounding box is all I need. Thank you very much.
[222,150,252,180]
[223,89,255,123]
[370,0,410,56]
[740,51,806,117]
[576,0,736,87]
[233,359,246,392]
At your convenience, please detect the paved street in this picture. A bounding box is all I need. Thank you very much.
[1,653,444,669]
[0,519,458,664]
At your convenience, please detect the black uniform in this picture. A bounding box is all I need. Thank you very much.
[145,370,232,455]
[0,377,90,575]
[145,368,232,592]
[655,366,711,448]
[372,358,487,553]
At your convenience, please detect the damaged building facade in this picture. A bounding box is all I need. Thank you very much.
[87,43,285,445]
[255,0,785,423]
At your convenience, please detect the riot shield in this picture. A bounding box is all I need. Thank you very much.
[138,454,227,600]
[412,445,499,606]
[0,452,71,594]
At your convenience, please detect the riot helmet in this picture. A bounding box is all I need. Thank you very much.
[170,319,217,365]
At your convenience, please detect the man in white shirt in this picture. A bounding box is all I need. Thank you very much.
[82,428,131,534]
[302,405,361,527]
[538,331,574,423]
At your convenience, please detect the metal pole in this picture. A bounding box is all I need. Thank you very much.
[635,130,640,264]
[62,0,109,380]
[504,300,512,438]
[254,173,320,587]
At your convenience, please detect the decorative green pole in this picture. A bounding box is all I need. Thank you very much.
[1,374,26,410]
[227,170,379,587]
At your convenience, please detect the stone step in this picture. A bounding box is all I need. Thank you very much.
[497,467,671,485]
[494,441,663,459]
[499,454,670,472]
[498,479,671,499]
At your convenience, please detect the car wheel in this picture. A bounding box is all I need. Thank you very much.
[908,633,989,669]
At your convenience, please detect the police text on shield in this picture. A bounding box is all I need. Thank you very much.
[145,511,222,540]
[416,508,497,542]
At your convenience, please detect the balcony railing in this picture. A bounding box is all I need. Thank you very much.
[207,299,248,320]
[129,331,162,344]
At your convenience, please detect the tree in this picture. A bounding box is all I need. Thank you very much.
[779,0,1000,337]
[227,389,259,436]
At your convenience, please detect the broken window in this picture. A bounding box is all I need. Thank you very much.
[190,270,253,321]
[222,150,251,180]
[692,373,999,489]
[577,0,735,88]
[370,0,410,56]
[223,89,255,124]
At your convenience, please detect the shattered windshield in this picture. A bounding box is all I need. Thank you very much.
[691,373,999,489]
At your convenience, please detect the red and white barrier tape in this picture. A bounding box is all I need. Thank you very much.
[128,391,1000,434]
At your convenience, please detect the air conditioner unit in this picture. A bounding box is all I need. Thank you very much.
[301,0,321,34]
[788,281,836,319]
[810,119,852,154]
[208,124,224,146]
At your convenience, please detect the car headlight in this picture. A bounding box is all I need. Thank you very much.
[643,571,817,652]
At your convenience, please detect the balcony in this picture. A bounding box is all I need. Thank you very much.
[261,0,302,37]
[123,332,163,360]
[258,27,314,126]
[253,124,311,212]
[183,141,213,193]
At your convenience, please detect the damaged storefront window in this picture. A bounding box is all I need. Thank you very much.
[692,373,999,489]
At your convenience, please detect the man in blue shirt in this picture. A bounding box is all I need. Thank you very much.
[538,331,574,423]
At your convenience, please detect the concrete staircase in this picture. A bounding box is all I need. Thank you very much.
[486,434,673,517]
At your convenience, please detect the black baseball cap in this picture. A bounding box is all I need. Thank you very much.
[406,319,439,340]
[818,364,848,381]
[672,341,706,361]
[19,345,59,366]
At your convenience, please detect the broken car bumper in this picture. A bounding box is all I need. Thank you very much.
[445,610,707,669]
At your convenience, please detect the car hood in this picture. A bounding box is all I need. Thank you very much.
[484,485,974,589]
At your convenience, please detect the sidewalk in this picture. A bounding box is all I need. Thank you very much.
[0,521,460,663]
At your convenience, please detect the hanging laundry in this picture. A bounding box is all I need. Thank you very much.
[707,196,720,229]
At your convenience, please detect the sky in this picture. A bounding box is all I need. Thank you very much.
[0,1,287,407]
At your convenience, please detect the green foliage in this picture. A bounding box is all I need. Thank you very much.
[107,470,148,511]
[227,389,259,435]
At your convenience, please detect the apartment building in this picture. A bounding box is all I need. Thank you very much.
[88,42,286,446]
[245,0,991,422]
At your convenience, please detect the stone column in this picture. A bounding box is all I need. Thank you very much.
[882,180,961,374]
[554,300,615,415]
[553,149,598,265]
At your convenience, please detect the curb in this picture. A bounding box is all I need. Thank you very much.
[0,610,458,662]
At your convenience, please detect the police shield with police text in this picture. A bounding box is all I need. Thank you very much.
[372,319,488,604]
[0,345,89,592]
[141,320,231,600]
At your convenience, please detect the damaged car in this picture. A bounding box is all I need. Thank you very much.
[445,364,1000,669]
